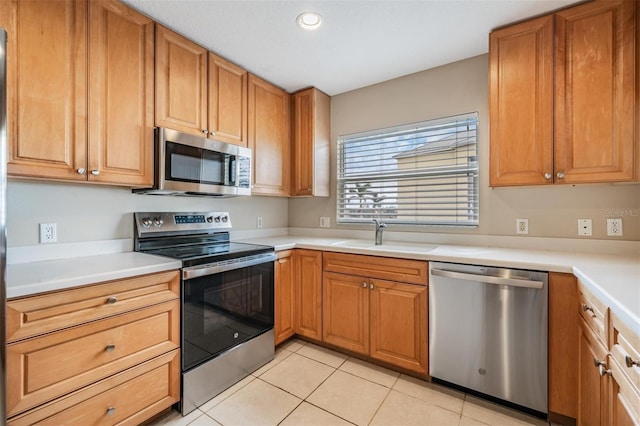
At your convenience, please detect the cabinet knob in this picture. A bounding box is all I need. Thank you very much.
[91,169,100,176]
[106,296,117,304]
[625,355,640,368]
[369,283,374,290]
[106,406,116,416]
[77,168,86,175]
[556,171,565,179]
[599,364,612,377]
[544,173,552,180]
[362,282,367,288]
[202,129,208,134]
[209,131,216,136]
[594,357,605,368]
[105,344,116,352]
[582,303,596,317]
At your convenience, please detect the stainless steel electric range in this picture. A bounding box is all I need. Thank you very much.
[134,212,276,415]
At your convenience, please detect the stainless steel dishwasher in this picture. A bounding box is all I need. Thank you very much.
[429,262,548,416]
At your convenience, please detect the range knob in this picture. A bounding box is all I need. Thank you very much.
[221,216,228,223]
[214,216,221,223]
[153,217,164,227]
[206,216,214,223]
[140,217,152,228]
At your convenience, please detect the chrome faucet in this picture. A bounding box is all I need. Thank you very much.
[373,219,387,245]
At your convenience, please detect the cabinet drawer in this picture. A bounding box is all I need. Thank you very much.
[8,349,180,426]
[611,312,640,395]
[6,270,179,342]
[323,252,428,285]
[6,300,179,417]
[578,281,608,344]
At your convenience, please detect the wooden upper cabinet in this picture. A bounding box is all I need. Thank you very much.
[208,53,248,146]
[1,0,87,181]
[155,25,208,137]
[489,0,638,186]
[248,74,291,196]
[554,0,636,184]
[291,88,330,197]
[489,15,554,187]
[88,0,154,186]
[1,0,154,186]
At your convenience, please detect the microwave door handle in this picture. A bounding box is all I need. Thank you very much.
[229,157,236,185]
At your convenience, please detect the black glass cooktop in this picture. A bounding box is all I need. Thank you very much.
[145,241,274,267]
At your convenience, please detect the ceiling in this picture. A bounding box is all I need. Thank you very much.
[122,0,578,96]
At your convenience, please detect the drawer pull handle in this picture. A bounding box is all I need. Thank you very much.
[107,296,117,304]
[106,406,116,416]
[106,344,116,352]
[582,303,596,317]
[625,355,640,368]
[594,358,605,368]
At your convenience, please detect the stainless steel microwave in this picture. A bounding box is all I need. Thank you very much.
[134,128,251,197]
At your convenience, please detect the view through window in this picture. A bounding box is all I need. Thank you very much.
[337,112,479,226]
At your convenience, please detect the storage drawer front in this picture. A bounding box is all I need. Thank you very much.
[578,282,607,344]
[323,252,428,285]
[7,270,180,342]
[8,350,180,426]
[6,300,179,417]
[612,312,640,396]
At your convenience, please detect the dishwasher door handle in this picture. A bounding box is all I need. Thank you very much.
[430,268,544,289]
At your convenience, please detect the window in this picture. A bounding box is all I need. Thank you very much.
[337,112,478,226]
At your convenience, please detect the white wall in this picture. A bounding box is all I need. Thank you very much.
[289,54,640,242]
[7,180,288,247]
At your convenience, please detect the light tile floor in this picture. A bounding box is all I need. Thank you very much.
[151,339,549,426]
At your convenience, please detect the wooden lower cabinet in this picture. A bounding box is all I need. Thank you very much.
[293,249,323,341]
[275,250,295,345]
[578,317,609,426]
[5,271,181,424]
[322,253,428,375]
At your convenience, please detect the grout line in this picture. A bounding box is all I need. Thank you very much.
[365,386,392,425]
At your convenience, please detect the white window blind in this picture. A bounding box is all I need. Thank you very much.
[337,112,478,226]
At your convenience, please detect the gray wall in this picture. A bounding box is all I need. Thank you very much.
[7,180,288,246]
[289,54,640,241]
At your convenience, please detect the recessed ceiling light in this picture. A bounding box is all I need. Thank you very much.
[297,12,322,31]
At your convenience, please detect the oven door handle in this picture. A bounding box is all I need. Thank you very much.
[182,252,277,280]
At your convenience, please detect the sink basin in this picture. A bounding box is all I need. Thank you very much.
[331,239,438,253]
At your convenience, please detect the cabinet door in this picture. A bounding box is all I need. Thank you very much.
[274,251,295,345]
[155,25,208,137]
[609,359,640,426]
[293,249,322,341]
[578,319,608,426]
[291,88,330,197]
[1,0,87,181]
[548,273,578,421]
[208,53,248,146]
[322,272,369,355]
[248,74,291,196]
[489,15,554,186]
[88,0,154,186]
[554,0,636,183]
[369,280,427,375]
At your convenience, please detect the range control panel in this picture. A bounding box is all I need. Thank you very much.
[134,212,231,236]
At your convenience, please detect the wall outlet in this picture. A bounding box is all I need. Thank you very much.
[256,217,263,229]
[39,223,57,244]
[577,219,592,236]
[320,217,330,228]
[516,218,528,235]
[607,218,623,236]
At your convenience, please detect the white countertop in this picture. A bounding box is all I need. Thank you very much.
[6,252,182,299]
[241,235,640,335]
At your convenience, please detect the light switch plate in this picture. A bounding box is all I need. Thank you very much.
[320,217,330,228]
[256,217,263,228]
[578,219,592,236]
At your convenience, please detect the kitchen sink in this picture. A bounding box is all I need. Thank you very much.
[330,239,438,253]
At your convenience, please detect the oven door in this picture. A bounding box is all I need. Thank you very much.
[181,258,274,371]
